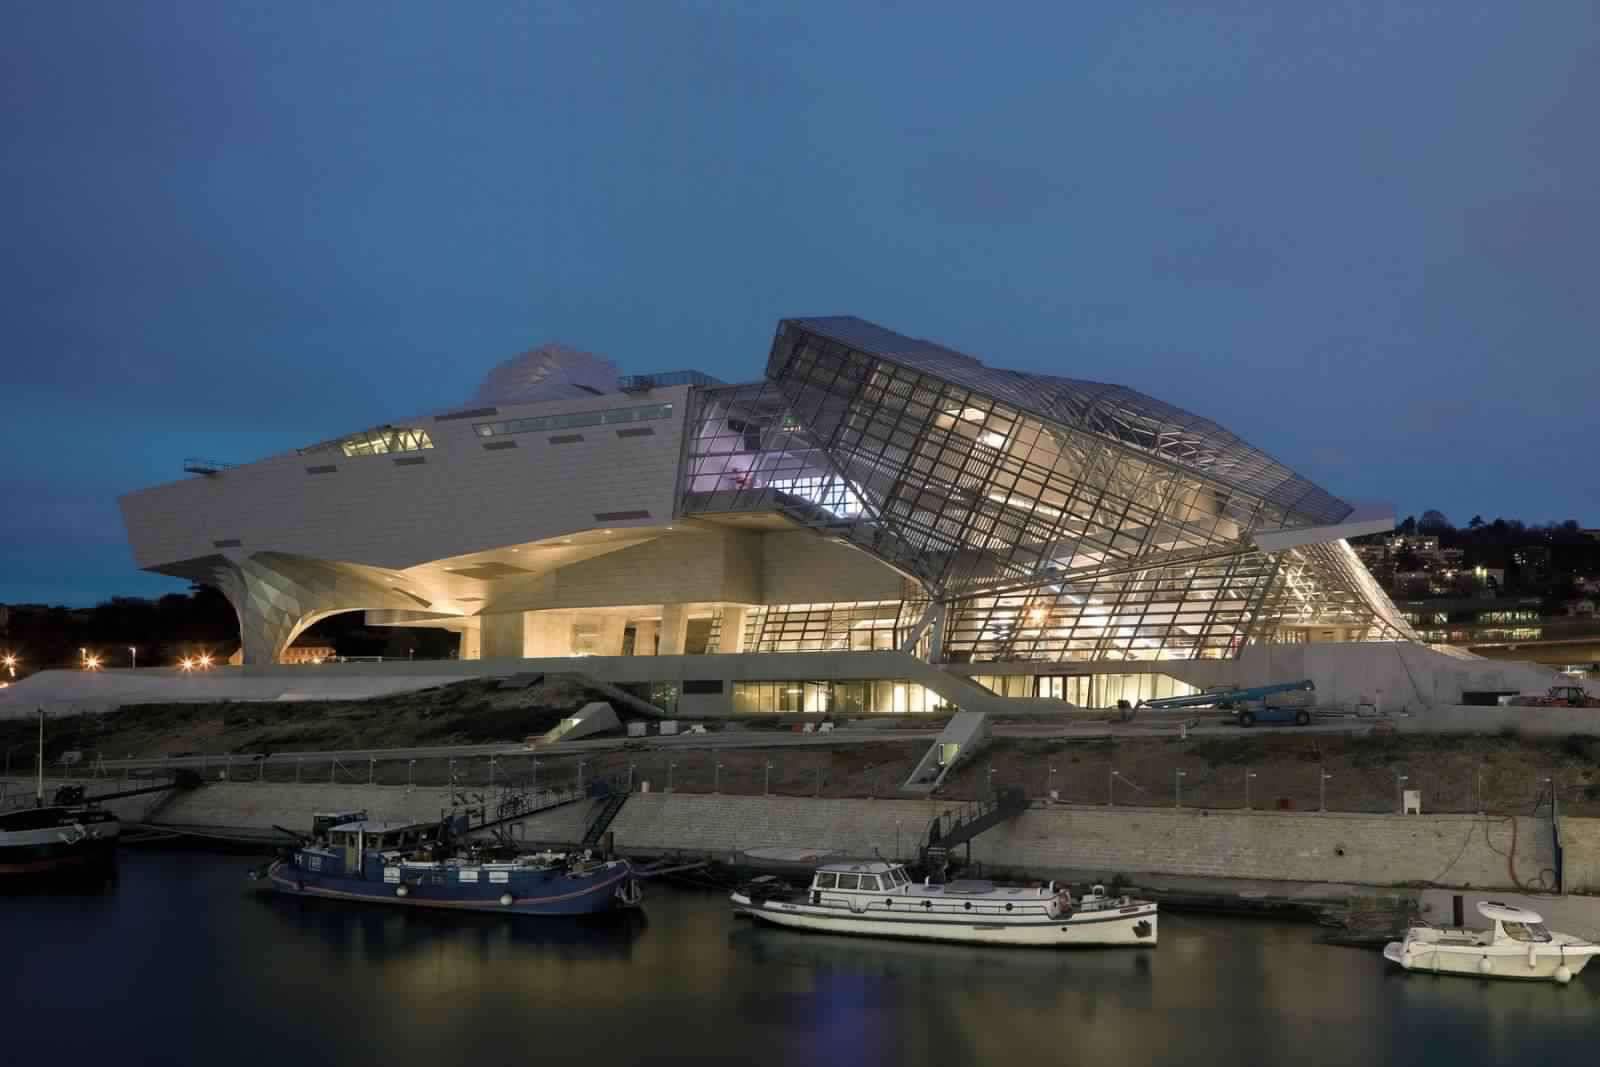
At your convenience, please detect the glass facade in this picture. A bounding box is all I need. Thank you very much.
[474,402,672,438]
[970,672,1197,707]
[732,679,947,714]
[300,425,434,458]
[679,316,1414,663]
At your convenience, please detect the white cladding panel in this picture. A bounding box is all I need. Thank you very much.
[120,388,690,571]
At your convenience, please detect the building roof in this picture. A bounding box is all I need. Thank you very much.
[784,316,1352,527]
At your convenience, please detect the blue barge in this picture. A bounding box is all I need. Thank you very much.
[266,817,641,916]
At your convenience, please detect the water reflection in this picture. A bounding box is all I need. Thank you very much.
[6,852,1599,1067]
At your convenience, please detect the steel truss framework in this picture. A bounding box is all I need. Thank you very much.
[679,317,1414,663]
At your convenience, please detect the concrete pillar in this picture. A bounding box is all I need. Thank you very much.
[525,611,575,657]
[457,620,482,660]
[660,604,689,656]
[633,620,658,656]
[480,611,528,659]
[596,615,628,657]
[721,605,748,653]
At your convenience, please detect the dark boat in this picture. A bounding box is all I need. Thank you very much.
[0,802,120,875]
[263,815,642,916]
[0,713,121,877]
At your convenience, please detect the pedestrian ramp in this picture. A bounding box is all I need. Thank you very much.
[900,710,990,794]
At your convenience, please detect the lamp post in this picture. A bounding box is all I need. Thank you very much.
[1047,763,1057,799]
[2,653,17,679]
[1245,770,1257,811]
[1320,770,1331,813]
[129,647,137,671]
[489,755,498,788]
[1107,768,1115,807]
[1396,773,1409,814]
[764,761,773,796]
[1175,769,1186,809]
[578,759,587,795]
[668,761,676,793]
[1476,764,1485,815]
[368,757,376,785]
[714,761,722,795]
[407,759,416,790]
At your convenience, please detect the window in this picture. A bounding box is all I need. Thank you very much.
[835,874,861,890]
[474,403,673,438]
[301,426,434,458]
[1501,921,1552,943]
[814,872,837,889]
[683,680,724,695]
[861,875,882,891]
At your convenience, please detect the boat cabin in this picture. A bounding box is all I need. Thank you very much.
[311,810,369,841]
[1477,901,1552,944]
[809,861,914,896]
[298,819,440,878]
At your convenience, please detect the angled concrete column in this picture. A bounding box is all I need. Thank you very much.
[632,620,658,656]
[480,611,528,659]
[720,606,749,653]
[456,620,482,660]
[202,553,431,666]
[525,611,575,657]
[596,615,628,657]
[659,604,689,656]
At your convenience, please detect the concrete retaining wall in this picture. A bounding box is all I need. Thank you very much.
[609,793,1577,892]
[21,776,1597,893]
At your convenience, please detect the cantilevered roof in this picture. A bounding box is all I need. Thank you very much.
[781,316,1352,527]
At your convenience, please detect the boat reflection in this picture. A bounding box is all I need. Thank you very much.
[252,886,649,964]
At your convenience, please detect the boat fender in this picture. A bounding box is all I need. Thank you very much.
[1478,957,1492,975]
[1528,946,1539,969]
[396,885,409,898]
[1555,965,1573,985]
[500,893,514,907]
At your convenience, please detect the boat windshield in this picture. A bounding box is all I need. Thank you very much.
[1501,921,1553,942]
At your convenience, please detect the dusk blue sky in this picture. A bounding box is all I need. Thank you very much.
[3,3,1597,606]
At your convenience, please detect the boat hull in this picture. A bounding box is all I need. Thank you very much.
[1383,940,1599,983]
[737,894,1158,947]
[0,812,120,877]
[267,860,640,917]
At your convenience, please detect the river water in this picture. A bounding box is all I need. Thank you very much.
[7,852,1597,1066]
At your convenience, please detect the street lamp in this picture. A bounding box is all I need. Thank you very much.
[2,653,17,679]
[83,653,102,671]
[197,653,213,670]
[764,760,773,796]
[129,646,137,670]
[1396,773,1409,814]
[1320,770,1332,813]
[1175,769,1186,809]
[714,760,722,795]
[1245,770,1257,811]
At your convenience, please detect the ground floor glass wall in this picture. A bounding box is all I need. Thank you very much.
[731,679,947,714]
[970,673,1197,708]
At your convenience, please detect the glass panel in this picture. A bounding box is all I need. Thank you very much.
[814,872,837,889]
[835,874,860,890]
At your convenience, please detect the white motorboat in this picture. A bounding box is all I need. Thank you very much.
[730,860,1157,948]
[1383,901,1600,984]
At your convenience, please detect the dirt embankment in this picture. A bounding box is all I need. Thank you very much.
[0,677,616,765]
[10,686,1600,816]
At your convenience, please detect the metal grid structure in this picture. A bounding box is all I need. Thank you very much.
[678,316,1413,663]
[299,425,435,458]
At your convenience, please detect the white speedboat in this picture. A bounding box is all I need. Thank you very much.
[730,860,1157,948]
[1383,901,1600,984]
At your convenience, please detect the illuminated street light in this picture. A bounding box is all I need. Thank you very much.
[2,653,17,679]
[84,654,102,671]
[129,646,137,670]
[197,653,214,670]
[179,657,195,672]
